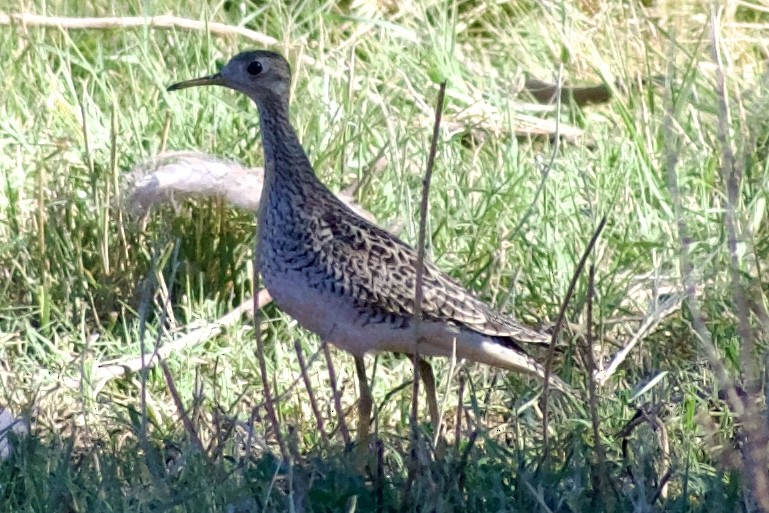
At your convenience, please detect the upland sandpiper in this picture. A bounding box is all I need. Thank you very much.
[168,50,568,449]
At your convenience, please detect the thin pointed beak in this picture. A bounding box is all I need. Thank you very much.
[167,73,226,92]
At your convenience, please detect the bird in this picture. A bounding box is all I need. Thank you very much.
[167,49,568,452]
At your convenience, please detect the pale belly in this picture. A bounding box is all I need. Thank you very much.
[261,271,542,378]
[262,271,382,356]
[262,270,440,358]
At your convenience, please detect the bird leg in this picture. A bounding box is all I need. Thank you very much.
[353,355,441,460]
[353,355,373,452]
[417,357,441,435]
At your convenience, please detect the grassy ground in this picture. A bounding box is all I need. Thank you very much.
[1,0,769,511]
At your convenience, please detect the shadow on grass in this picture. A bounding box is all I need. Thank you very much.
[0,404,747,513]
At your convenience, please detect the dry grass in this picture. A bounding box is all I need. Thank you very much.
[1,0,769,511]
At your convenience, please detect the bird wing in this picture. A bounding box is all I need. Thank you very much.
[312,203,549,346]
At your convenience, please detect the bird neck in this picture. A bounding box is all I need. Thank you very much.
[256,97,316,190]
[253,95,335,250]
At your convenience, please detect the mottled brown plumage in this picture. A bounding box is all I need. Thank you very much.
[168,50,567,447]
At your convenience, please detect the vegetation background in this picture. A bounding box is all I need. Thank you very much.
[1,0,768,511]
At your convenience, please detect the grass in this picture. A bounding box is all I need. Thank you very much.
[1,0,768,511]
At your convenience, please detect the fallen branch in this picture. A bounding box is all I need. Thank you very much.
[72,289,272,393]
[523,77,614,106]
[593,292,683,385]
[127,151,377,223]
[0,12,278,47]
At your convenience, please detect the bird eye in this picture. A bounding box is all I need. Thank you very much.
[247,61,263,76]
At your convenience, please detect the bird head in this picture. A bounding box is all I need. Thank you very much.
[168,50,292,106]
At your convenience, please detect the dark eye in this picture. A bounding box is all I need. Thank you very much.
[247,61,263,75]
